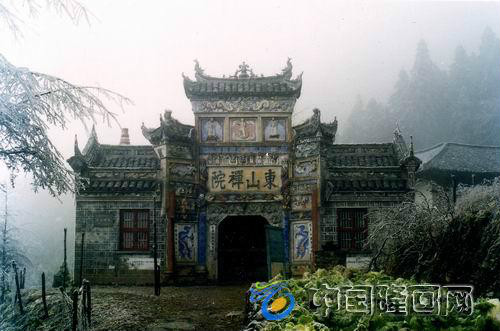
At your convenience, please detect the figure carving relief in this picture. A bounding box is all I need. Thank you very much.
[230,118,256,141]
[263,117,286,142]
[201,118,223,142]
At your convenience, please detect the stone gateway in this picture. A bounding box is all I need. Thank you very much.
[67,60,420,284]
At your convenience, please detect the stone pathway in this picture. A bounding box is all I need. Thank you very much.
[90,285,249,331]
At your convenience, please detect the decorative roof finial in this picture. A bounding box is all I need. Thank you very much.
[74,134,82,156]
[394,121,401,135]
[236,61,251,79]
[194,59,204,75]
[281,57,293,79]
[410,135,414,156]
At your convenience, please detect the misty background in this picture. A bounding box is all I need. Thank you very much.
[1,0,499,283]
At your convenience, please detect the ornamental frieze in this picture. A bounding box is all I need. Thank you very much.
[205,192,282,203]
[170,182,196,196]
[206,202,283,227]
[169,163,196,178]
[290,210,312,220]
[203,153,287,167]
[290,181,317,195]
[191,97,296,113]
[166,145,192,159]
[295,141,319,158]
[291,194,312,211]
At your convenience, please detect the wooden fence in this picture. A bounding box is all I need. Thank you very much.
[5,268,92,331]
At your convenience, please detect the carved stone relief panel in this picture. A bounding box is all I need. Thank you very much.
[203,153,287,167]
[169,162,196,178]
[192,97,296,113]
[294,159,318,177]
[263,117,286,142]
[290,181,317,195]
[291,194,312,211]
[230,118,257,142]
[171,182,196,197]
[206,202,283,227]
[200,118,224,143]
[295,140,319,158]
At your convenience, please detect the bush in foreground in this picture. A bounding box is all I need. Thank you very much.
[245,267,500,331]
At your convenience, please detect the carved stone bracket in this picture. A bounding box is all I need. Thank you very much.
[206,202,283,227]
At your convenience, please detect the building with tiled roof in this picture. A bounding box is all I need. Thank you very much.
[416,142,500,183]
[68,60,420,284]
[414,142,500,205]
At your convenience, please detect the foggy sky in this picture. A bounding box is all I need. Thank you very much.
[1,1,499,270]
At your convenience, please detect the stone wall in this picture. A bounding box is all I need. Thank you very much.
[74,197,165,285]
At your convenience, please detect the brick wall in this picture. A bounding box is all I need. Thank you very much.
[74,197,165,285]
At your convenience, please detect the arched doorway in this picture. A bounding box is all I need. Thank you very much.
[218,215,268,283]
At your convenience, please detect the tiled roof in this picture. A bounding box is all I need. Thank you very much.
[327,178,408,192]
[83,179,158,193]
[142,111,194,145]
[87,145,160,169]
[183,60,302,99]
[293,109,337,141]
[326,143,408,192]
[416,142,500,174]
[327,144,399,168]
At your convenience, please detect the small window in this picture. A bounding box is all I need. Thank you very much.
[337,208,367,250]
[120,210,149,251]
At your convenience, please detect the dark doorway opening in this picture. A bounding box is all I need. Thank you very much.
[218,215,268,283]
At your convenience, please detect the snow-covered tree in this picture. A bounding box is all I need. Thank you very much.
[0,187,29,303]
[0,0,130,196]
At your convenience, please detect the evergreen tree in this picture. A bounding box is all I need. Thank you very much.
[342,28,500,149]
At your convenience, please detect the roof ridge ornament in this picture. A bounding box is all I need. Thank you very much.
[233,61,256,79]
[194,59,204,75]
[280,57,293,80]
